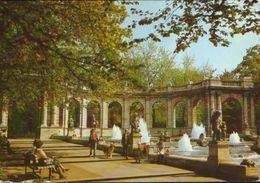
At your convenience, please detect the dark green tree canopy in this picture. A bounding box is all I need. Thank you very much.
[220,44,260,82]
[233,44,260,82]
[0,1,131,106]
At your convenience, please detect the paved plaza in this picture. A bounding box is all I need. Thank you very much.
[3,139,224,182]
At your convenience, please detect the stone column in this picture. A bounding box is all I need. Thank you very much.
[187,98,192,128]
[81,99,88,128]
[167,100,173,128]
[207,91,215,134]
[0,101,8,137]
[250,94,255,128]
[173,108,176,128]
[63,105,69,135]
[0,104,8,127]
[101,101,108,129]
[217,93,222,121]
[145,97,152,128]
[51,106,59,127]
[243,93,249,130]
[41,101,48,127]
[123,99,130,129]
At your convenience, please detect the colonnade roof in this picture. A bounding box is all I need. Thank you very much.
[114,78,255,98]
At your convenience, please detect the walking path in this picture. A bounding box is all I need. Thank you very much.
[3,139,224,182]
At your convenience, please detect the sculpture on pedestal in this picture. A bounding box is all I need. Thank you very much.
[220,121,227,141]
[91,114,98,128]
[210,110,222,141]
[131,112,140,134]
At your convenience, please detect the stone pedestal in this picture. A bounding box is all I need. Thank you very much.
[207,141,232,163]
[206,141,259,180]
[244,128,251,136]
[131,133,142,149]
[207,141,233,174]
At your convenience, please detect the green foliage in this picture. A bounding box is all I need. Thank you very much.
[234,44,260,82]
[125,41,176,89]
[0,162,7,181]
[8,101,40,138]
[125,42,215,89]
[127,0,259,53]
[195,101,208,126]
[175,101,187,128]
[68,99,80,128]
[0,1,131,107]
[152,101,167,128]
[220,69,238,81]
[222,98,242,133]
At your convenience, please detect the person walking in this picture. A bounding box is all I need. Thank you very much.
[89,128,98,158]
[122,128,131,160]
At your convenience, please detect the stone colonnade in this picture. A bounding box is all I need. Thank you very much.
[0,77,257,139]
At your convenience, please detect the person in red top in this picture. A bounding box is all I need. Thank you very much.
[89,128,98,158]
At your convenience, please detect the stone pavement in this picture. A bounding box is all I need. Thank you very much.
[3,139,225,182]
[6,159,224,182]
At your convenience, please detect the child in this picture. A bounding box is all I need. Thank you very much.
[165,148,170,157]
[135,143,143,163]
[157,139,165,163]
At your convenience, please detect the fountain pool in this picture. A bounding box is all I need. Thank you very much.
[111,124,122,141]
[139,117,151,144]
[177,133,193,151]
[191,123,206,139]
[229,131,241,144]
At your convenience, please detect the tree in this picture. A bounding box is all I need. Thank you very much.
[233,44,260,82]
[220,69,237,80]
[125,41,176,90]
[125,0,259,53]
[173,54,213,86]
[220,44,260,81]
[125,42,215,89]
[0,1,131,107]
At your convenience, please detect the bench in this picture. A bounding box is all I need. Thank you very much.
[0,140,12,154]
[24,152,56,180]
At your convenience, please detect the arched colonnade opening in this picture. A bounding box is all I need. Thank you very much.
[152,101,167,128]
[174,100,188,128]
[108,101,122,128]
[222,97,242,134]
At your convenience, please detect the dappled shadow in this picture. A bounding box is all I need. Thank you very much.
[8,172,38,182]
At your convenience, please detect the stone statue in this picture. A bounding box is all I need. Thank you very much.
[197,133,208,147]
[131,112,140,134]
[92,114,98,128]
[220,121,227,141]
[210,111,222,141]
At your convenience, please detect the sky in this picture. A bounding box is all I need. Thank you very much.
[124,1,260,75]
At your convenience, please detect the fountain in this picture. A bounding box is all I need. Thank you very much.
[139,117,151,144]
[178,133,193,151]
[111,124,122,141]
[229,131,240,144]
[191,123,206,139]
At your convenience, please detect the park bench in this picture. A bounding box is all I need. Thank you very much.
[24,152,55,180]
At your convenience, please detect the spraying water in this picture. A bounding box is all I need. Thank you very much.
[191,123,206,139]
[178,133,193,151]
[139,117,151,144]
[229,131,240,144]
[111,124,122,140]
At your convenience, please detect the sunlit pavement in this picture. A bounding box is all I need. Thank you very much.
[3,139,224,182]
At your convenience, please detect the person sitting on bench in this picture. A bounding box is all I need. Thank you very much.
[34,139,68,179]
